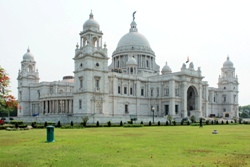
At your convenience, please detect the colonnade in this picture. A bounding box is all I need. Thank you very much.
[40,99,73,114]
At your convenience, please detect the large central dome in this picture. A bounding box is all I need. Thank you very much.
[113,20,154,55]
[117,32,150,48]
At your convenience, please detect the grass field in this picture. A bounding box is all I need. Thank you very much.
[0,125,250,167]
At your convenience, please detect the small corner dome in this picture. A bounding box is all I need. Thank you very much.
[83,11,100,31]
[126,56,137,66]
[161,62,172,74]
[23,48,34,61]
[223,56,234,68]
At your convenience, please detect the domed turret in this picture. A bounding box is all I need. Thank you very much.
[83,11,100,32]
[223,56,234,68]
[161,62,172,75]
[23,48,34,61]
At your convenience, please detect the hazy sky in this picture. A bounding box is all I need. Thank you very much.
[1,0,250,105]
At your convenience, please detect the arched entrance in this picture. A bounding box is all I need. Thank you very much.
[187,86,198,116]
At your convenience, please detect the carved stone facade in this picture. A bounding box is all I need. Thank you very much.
[17,12,239,123]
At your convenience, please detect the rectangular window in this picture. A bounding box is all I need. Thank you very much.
[96,79,99,88]
[223,96,226,103]
[175,105,178,114]
[151,89,153,97]
[118,86,121,94]
[175,88,179,96]
[37,90,40,99]
[157,88,159,97]
[80,79,83,89]
[130,87,133,95]
[234,95,236,102]
[124,87,127,94]
[125,104,128,114]
[141,89,144,96]
[157,105,159,112]
[79,100,82,109]
[165,105,169,115]
[166,88,169,96]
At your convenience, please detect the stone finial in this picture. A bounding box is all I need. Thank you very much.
[189,62,194,69]
[104,42,107,48]
[76,43,79,49]
[182,63,186,69]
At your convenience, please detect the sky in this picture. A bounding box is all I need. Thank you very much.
[0,0,250,105]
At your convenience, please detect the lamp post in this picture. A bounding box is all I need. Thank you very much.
[151,107,155,124]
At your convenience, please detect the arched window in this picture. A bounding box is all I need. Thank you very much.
[146,60,149,68]
[130,67,133,73]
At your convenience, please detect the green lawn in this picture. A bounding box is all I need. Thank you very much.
[0,125,250,167]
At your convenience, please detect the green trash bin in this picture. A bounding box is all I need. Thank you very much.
[46,126,55,142]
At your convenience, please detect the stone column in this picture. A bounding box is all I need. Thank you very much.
[198,85,203,117]
[169,80,175,116]
[66,100,68,113]
[182,81,187,117]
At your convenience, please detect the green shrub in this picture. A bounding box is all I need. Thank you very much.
[18,124,27,128]
[71,121,74,126]
[35,125,45,129]
[107,121,111,127]
[172,121,176,126]
[97,121,100,127]
[140,121,143,125]
[127,120,133,124]
[190,115,196,123]
[0,124,15,130]
[157,121,160,126]
[191,123,200,126]
[166,121,168,126]
[10,120,23,125]
[149,121,151,126]
[57,121,61,127]
[123,124,143,128]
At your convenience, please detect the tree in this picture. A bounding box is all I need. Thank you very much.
[167,115,172,124]
[240,111,249,118]
[0,66,18,117]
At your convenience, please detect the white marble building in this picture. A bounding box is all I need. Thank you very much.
[17,12,239,123]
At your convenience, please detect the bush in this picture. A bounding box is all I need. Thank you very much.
[191,123,200,126]
[71,121,74,126]
[18,124,28,128]
[211,120,214,124]
[10,120,23,125]
[190,115,196,123]
[140,121,143,125]
[205,120,209,125]
[57,121,61,127]
[172,121,176,126]
[157,121,160,126]
[44,121,48,127]
[221,120,224,124]
[166,121,168,126]
[123,124,143,128]
[82,116,89,126]
[35,124,45,129]
[127,120,133,124]
[97,121,100,127]
[0,124,15,130]
[149,121,151,126]
[107,121,111,127]
[187,121,190,125]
